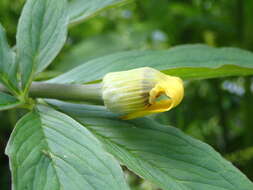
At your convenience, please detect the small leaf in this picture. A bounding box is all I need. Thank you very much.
[68,0,128,24]
[17,0,68,92]
[50,45,253,84]
[47,100,253,190]
[6,105,129,190]
[0,92,22,111]
[0,24,18,93]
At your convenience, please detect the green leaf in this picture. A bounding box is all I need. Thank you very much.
[50,45,253,84]
[0,24,18,94]
[47,100,253,190]
[0,92,22,111]
[68,0,128,25]
[5,105,129,190]
[17,0,68,92]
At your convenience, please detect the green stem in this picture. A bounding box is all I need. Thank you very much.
[0,82,103,105]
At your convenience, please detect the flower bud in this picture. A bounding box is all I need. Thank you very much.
[102,67,184,119]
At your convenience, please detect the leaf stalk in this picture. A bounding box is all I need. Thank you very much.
[0,82,103,105]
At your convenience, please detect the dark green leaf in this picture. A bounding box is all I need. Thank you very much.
[0,92,22,111]
[0,24,18,93]
[6,105,129,190]
[50,45,253,84]
[47,100,253,190]
[17,0,68,91]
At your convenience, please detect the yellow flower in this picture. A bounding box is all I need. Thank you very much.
[102,67,184,119]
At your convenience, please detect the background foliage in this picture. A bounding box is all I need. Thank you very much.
[0,0,253,189]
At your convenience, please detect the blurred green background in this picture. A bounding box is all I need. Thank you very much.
[0,0,253,189]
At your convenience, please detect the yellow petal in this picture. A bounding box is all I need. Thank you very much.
[102,67,184,120]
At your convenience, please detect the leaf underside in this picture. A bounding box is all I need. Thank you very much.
[0,92,22,111]
[5,105,129,190]
[17,0,68,90]
[0,24,18,92]
[46,99,253,190]
[68,0,128,24]
[50,44,253,84]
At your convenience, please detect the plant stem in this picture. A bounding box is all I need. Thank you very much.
[0,82,103,105]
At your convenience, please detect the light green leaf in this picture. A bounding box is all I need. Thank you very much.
[50,45,253,84]
[47,100,253,190]
[0,24,18,94]
[17,0,69,92]
[68,0,128,24]
[5,105,129,190]
[0,92,22,111]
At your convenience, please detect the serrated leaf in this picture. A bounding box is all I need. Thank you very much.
[47,100,253,190]
[68,0,128,24]
[0,92,22,111]
[50,45,253,84]
[0,24,18,93]
[6,105,129,190]
[17,0,68,92]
